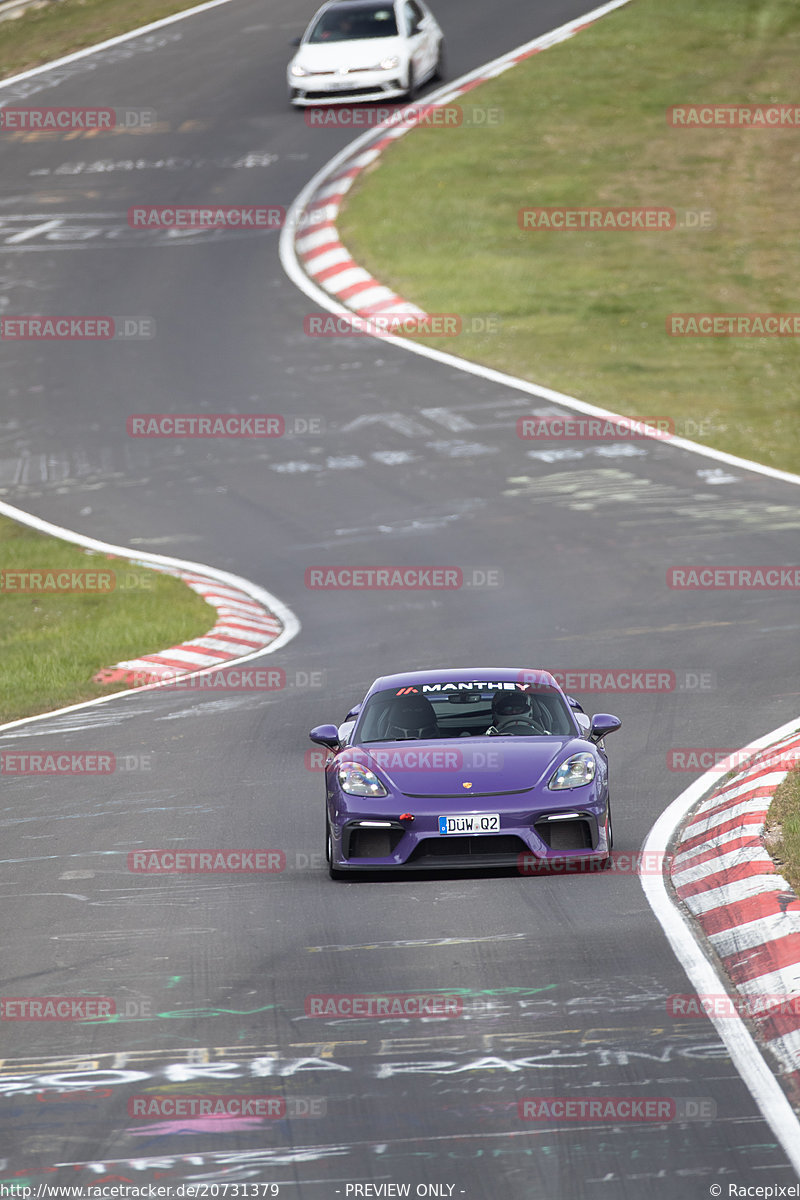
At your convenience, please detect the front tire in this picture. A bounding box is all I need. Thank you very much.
[405,65,417,102]
[433,39,446,82]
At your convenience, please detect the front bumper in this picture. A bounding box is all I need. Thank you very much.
[289,72,407,106]
[329,798,611,873]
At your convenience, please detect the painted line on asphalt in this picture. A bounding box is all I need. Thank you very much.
[279,2,800,490]
[0,497,300,734]
[0,0,237,94]
[280,0,800,1169]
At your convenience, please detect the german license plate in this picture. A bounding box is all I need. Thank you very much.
[438,813,500,835]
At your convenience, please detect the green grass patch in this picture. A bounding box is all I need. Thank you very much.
[0,515,216,723]
[0,0,202,81]
[338,0,800,472]
[765,760,800,898]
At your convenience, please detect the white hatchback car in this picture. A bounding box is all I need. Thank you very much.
[288,0,445,107]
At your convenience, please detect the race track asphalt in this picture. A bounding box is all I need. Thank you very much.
[1,0,799,1193]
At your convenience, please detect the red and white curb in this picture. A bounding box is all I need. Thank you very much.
[292,0,633,327]
[0,498,299,733]
[669,729,800,1087]
[92,562,285,687]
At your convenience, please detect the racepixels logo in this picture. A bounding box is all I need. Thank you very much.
[1,752,114,775]
[303,314,501,337]
[304,104,503,129]
[305,994,463,1018]
[518,1096,716,1121]
[517,415,674,441]
[128,206,285,229]
[127,850,285,873]
[667,748,800,772]
[127,414,284,437]
[668,994,800,1018]
[667,104,800,127]
[518,852,671,876]
[127,1095,325,1118]
[1,997,115,1020]
[668,314,800,336]
[0,107,156,132]
[0,317,154,340]
[668,566,800,589]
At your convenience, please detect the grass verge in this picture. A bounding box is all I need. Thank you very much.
[0,0,204,81]
[765,762,800,897]
[338,0,800,473]
[0,514,216,723]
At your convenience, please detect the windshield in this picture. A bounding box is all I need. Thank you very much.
[355,682,576,742]
[308,5,398,42]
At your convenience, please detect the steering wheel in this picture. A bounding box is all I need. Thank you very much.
[496,718,545,735]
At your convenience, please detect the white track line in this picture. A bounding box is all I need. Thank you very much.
[640,716,800,1176]
[0,498,300,735]
[0,0,238,95]
[279,0,800,1168]
[279,2,800,489]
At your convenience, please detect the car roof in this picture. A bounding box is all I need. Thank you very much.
[366,668,563,694]
[317,0,400,11]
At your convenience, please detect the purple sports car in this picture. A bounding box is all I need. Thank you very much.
[309,668,621,878]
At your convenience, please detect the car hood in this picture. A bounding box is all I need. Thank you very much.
[293,37,405,72]
[345,737,589,798]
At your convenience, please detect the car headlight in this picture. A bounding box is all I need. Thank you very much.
[548,752,596,790]
[379,56,400,69]
[338,763,388,797]
[290,63,308,77]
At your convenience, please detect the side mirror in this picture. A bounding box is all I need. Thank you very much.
[289,35,302,47]
[589,714,622,743]
[566,695,585,713]
[345,701,363,721]
[309,724,340,750]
